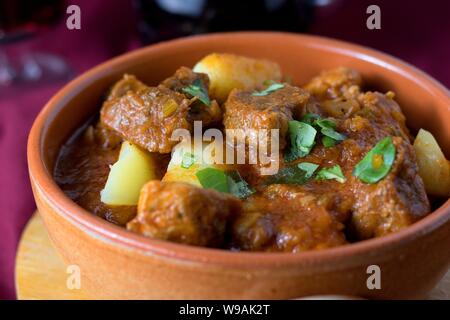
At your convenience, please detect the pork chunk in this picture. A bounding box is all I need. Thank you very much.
[231,184,347,252]
[350,137,430,239]
[101,70,222,153]
[127,181,241,247]
[305,67,362,101]
[338,92,429,238]
[101,84,193,153]
[106,74,148,100]
[160,66,222,126]
[223,84,310,150]
[160,66,209,93]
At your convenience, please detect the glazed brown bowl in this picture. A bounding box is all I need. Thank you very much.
[28,32,450,299]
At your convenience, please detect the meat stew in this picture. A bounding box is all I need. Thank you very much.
[54,53,449,253]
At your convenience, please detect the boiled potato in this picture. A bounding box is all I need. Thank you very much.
[101,141,157,205]
[162,140,229,186]
[193,53,282,103]
[413,129,450,197]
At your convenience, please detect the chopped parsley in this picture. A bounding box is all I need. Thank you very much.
[252,83,284,96]
[297,162,319,178]
[195,167,228,192]
[226,170,255,199]
[266,162,318,185]
[195,168,254,198]
[314,118,346,143]
[353,136,396,184]
[284,120,317,162]
[315,164,346,183]
[322,136,337,148]
[301,113,321,125]
[182,79,211,106]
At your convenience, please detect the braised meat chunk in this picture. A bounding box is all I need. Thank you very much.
[106,74,148,100]
[160,66,210,93]
[223,84,310,150]
[101,84,193,153]
[101,69,222,154]
[160,66,222,126]
[350,137,430,239]
[232,184,347,252]
[127,181,241,247]
[304,67,362,101]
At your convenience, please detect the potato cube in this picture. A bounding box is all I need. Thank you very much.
[101,141,157,205]
[193,53,282,103]
[413,129,450,197]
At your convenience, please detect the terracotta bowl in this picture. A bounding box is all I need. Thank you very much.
[27,32,450,299]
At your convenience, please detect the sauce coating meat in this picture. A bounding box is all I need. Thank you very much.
[224,84,310,150]
[54,55,432,253]
[232,184,347,252]
[128,181,241,247]
[101,68,221,154]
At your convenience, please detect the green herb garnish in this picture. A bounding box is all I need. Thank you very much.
[181,152,196,169]
[322,136,337,148]
[297,162,319,178]
[301,113,321,125]
[195,168,254,198]
[301,114,347,147]
[284,120,317,162]
[226,170,255,199]
[252,83,284,96]
[314,118,346,142]
[195,167,228,192]
[316,164,346,183]
[182,79,211,106]
[353,136,396,184]
[266,162,317,185]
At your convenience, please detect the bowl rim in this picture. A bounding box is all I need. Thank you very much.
[28,31,450,268]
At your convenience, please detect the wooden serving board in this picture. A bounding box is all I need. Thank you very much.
[15,213,450,300]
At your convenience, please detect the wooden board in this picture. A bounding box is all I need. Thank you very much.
[15,213,450,300]
[15,213,91,300]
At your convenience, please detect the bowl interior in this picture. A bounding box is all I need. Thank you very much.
[41,32,450,174]
[35,33,450,260]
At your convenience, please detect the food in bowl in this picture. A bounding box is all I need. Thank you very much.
[53,53,450,253]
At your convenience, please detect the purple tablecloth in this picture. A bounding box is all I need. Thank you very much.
[0,0,448,299]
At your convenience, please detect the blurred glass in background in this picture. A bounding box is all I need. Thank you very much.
[0,0,71,86]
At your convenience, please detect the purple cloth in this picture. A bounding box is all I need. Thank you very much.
[0,0,448,300]
[0,0,139,299]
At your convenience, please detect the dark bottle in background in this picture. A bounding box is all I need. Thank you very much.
[134,0,317,44]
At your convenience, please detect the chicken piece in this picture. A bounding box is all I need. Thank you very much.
[231,185,347,252]
[160,66,222,126]
[223,84,310,151]
[304,67,362,101]
[127,181,241,247]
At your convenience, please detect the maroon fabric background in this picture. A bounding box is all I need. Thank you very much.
[0,0,448,299]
